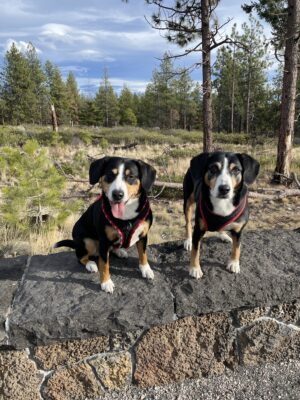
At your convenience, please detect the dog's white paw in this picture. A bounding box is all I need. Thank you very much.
[183,238,192,251]
[86,261,98,273]
[139,263,154,279]
[219,232,233,243]
[227,260,240,274]
[113,248,128,258]
[101,278,115,293]
[189,267,203,279]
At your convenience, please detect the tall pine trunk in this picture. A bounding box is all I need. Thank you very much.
[230,44,236,133]
[274,0,300,179]
[201,0,213,152]
[246,65,251,135]
[51,104,58,132]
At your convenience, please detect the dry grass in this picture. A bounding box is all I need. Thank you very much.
[1,133,300,257]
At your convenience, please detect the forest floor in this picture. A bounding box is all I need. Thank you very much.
[1,126,300,257]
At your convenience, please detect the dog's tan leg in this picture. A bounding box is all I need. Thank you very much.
[227,230,242,273]
[136,236,154,279]
[80,239,99,273]
[184,194,194,251]
[98,252,114,293]
[189,220,205,279]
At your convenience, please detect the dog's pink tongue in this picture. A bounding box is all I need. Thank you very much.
[111,202,125,218]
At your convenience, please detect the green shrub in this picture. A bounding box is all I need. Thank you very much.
[0,140,81,231]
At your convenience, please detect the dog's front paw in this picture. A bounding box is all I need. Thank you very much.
[113,248,128,259]
[219,232,233,243]
[227,260,240,274]
[183,238,192,251]
[139,263,154,279]
[86,261,98,273]
[189,266,203,279]
[101,278,115,293]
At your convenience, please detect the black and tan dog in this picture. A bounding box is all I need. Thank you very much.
[54,156,156,293]
[183,152,260,278]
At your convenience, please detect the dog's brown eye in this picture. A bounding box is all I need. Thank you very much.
[126,175,136,184]
[209,165,219,174]
[231,167,241,174]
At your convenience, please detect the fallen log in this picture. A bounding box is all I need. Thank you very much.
[153,180,300,199]
[113,142,138,151]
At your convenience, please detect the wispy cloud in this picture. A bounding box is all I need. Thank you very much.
[77,77,149,94]
[0,0,276,95]
[3,38,42,54]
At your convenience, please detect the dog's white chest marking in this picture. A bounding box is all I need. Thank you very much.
[128,223,144,247]
[122,198,139,220]
[210,197,235,216]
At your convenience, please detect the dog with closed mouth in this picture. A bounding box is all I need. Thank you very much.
[54,156,156,293]
[183,151,260,278]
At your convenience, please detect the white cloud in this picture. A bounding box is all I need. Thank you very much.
[40,23,95,45]
[60,65,89,74]
[77,77,149,94]
[4,39,42,54]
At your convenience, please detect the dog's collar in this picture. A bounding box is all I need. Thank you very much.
[199,191,248,232]
[96,194,150,249]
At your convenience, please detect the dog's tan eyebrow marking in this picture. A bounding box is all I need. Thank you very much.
[111,168,118,175]
[229,163,239,170]
[125,169,131,176]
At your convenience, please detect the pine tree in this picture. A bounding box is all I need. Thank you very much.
[65,72,80,126]
[213,46,235,132]
[213,18,269,134]
[121,108,137,126]
[44,60,67,125]
[119,85,137,125]
[0,140,76,231]
[172,69,196,129]
[237,16,268,134]
[25,43,47,124]
[95,68,119,127]
[79,96,98,126]
[151,53,177,128]
[0,43,34,124]
[243,0,300,179]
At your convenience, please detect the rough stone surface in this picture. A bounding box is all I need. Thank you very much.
[110,330,143,351]
[233,307,268,327]
[134,313,236,387]
[42,361,103,400]
[33,335,109,370]
[0,349,43,400]
[88,351,132,389]
[155,230,300,318]
[269,301,300,325]
[238,318,300,365]
[4,230,300,349]
[0,256,27,346]
[9,249,174,348]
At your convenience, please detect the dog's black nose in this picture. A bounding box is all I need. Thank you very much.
[218,184,230,196]
[112,190,124,201]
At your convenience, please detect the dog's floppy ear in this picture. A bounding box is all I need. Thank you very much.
[190,152,210,184]
[237,153,260,185]
[89,157,110,185]
[136,160,157,192]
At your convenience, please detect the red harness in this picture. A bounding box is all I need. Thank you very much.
[96,194,151,249]
[199,193,248,232]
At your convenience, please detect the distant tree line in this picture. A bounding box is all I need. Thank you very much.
[0,17,299,137]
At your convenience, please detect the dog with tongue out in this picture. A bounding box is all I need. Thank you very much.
[54,156,156,293]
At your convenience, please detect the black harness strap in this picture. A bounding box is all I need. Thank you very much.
[199,193,248,232]
[99,195,151,249]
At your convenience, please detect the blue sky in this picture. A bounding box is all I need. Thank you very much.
[0,0,276,95]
